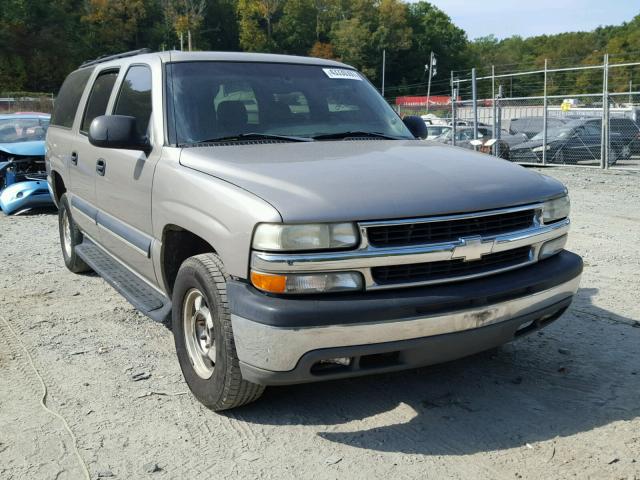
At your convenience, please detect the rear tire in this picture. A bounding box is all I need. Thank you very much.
[58,194,90,273]
[608,147,620,166]
[172,253,264,411]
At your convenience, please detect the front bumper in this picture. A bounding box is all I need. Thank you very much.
[0,180,54,215]
[229,250,582,385]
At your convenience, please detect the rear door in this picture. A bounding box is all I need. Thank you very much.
[47,67,93,227]
[94,62,159,282]
[583,121,603,159]
[564,126,591,162]
[69,68,120,237]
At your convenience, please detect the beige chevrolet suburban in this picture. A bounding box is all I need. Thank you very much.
[46,49,582,410]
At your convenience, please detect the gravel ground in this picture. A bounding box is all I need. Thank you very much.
[1,166,639,480]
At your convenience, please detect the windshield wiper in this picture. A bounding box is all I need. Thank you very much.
[187,132,313,145]
[312,131,402,140]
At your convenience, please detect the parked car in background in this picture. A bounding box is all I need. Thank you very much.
[425,124,451,140]
[510,118,629,165]
[434,126,527,158]
[421,114,449,126]
[508,116,568,139]
[609,117,640,156]
[0,113,53,214]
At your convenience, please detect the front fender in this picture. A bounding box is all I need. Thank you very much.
[152,152,282,286]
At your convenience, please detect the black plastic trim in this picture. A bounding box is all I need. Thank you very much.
[96,211,152,256]
[75,238,171,323]
[80,48,152,68]
[70,195,98,221]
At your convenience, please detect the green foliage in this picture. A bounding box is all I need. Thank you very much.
[0,0,637,99]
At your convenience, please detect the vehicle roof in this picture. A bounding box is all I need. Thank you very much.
[0,113,51,120]
[78,50,353,71]
[558,118,600,128]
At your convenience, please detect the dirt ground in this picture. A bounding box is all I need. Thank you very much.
[1,166,639,480]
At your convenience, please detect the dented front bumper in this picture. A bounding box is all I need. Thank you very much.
[228,250,583,385]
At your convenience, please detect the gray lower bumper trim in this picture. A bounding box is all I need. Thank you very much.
[239,298,571,386]
[231,275,580,372]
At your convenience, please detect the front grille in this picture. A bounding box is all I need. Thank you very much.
[372,246,532,285]
[367,209,536,247]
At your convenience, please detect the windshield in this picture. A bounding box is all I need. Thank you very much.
[166,62,413,145]
[438,129,453,140]
[427,126,448,136]
[0,117,49,143]
[531,127,573,141]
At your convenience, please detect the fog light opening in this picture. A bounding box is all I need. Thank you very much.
[310,357,352,375]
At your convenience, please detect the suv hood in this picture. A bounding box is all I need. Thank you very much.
[180,140,566,222]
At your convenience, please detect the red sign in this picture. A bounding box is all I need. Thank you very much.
[395,96,454,107]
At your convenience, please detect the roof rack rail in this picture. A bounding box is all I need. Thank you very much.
[80,48,152,68]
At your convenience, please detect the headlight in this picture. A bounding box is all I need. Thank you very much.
[542,195,570,224]
[532,145,550,153]
[250,270,363,294]
[252,223,359,251]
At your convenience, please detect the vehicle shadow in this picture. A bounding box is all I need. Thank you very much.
[235,287,640,455]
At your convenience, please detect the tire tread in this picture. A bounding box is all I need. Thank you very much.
[177,253,264,410]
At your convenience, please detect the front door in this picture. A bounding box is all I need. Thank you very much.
[94,64,159,283]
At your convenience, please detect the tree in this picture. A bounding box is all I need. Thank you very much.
[309,41,335,59]
[163,0,206,50]
[331,17,374,76]
[237,0,284,52]
[82,0,148,53]
[275,0,317,54]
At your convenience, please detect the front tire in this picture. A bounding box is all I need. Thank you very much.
[58,194,90,273]
[172,253,264,411]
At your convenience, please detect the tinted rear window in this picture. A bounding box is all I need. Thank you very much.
[51,68,94,128]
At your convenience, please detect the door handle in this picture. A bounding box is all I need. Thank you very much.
[70,151,78,166]
[96,158,106,176]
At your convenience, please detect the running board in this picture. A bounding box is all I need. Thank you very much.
[75,239,172,323]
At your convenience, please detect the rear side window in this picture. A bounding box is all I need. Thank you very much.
[611,119,638,132]
[584,122,601,135]
[50,68,94,128]
[114,65,153,138]
[81,70,119,133]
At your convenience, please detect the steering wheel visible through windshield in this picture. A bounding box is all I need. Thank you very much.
[0,118,49,143]
[166,61,413,145]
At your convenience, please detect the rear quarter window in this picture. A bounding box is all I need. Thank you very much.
[50,68,94,128]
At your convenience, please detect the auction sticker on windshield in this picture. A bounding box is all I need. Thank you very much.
[323,68,362,80]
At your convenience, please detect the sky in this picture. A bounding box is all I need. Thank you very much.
[421,0,637,40]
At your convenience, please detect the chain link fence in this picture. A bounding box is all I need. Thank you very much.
[392,56,640,171]
[0,92,54,114]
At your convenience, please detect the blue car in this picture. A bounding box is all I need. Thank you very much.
[0,113,54,214]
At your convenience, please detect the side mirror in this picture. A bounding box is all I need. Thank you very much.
[403,115,428,139]
[89,115,150,152]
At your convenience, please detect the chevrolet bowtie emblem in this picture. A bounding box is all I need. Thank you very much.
[452,236,495,262]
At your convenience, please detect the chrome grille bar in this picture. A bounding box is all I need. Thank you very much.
[250,204,569,291]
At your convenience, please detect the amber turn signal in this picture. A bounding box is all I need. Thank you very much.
[250,271,287,294]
